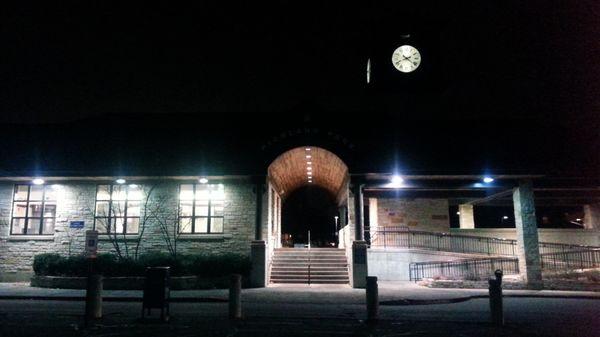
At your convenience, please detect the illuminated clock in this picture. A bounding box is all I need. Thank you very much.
[391,45,421,73]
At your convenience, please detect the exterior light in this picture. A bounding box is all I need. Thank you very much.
[306,155,311,159]
[32,178,45,185]
[576,218,582,221]
[307,167,312,171]
[129,184,138,189]
[391,175,404,185]
[305,148,311,151]
[456,211,460,215]
[502,216,509,220]
[199,178,209,184]
[115,178,126,184]
[308,180,312,183]
[307,162,312,165]
[483,177,494,183]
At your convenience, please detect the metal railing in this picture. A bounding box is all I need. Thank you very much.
[408,248,600,281]
[367,228,598,257]
[409,257,519,281]
[541,249,600,270]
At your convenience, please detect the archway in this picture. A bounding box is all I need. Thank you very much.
[267,146,350,248]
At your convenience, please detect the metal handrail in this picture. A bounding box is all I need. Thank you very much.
[366,228,599,256]
[409,257,519,281]
[307,230,311,285]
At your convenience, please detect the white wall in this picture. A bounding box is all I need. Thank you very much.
[368,248,492,281]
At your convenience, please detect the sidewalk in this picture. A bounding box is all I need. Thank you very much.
[0,281,598,303]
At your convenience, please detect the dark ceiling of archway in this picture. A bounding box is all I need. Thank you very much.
[268,147,349,199]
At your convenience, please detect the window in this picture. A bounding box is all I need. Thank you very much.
[179,184,224,234]
[94,184,142,234]
[11,184,57,235]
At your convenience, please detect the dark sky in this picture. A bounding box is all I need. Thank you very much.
[1,1,598,177]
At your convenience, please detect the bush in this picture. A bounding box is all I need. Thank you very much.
[33,253,63,276]
[32,252,251,278]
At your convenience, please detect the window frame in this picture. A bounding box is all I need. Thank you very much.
[93,184,141,235]
[10,184,57,236]
[178,184,225,234]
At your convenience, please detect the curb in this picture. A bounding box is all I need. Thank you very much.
[0,296,227,303]
[1,293,599,304]
[380,294,600,306]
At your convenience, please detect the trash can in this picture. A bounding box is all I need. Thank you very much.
[142,267,170,321]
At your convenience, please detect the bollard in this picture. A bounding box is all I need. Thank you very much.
[366,276,379,322]
[85,274,103,320]
[488,269,504,326]
[229,274,242,319]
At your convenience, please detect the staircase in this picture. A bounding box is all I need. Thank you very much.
[270,248,350,284]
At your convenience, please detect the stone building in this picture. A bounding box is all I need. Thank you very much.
[0,146,598,288]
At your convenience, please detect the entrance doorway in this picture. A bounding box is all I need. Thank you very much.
[266,146,352,285]
[281,185,339,248]
[266,146,351,250]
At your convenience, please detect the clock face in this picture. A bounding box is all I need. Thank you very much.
[391,45,421,73]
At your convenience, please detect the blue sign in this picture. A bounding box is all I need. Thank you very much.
[70,221,85,229]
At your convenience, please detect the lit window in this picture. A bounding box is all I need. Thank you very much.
[178,184,225,234]
[11,184,57,235]
[94,184,141,234]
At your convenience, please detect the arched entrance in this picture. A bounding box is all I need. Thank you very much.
[266,146,352,284]
[267,146,350,248]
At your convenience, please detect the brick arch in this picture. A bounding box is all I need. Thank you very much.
[268,146,349,203]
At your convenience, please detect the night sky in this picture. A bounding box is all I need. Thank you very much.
[1,1,598,177]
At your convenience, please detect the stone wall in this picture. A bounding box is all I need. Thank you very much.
[375,198,450,232]
[0,181,257,281]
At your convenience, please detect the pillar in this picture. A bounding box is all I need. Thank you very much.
[369,198,378,231]
[249,240,267,287]
[353,183,364,241]
[512,180,543,288]
[351,240,368,288]
[583,204,600,230]
[338,206,348,248]
[255,182,264,240]
[458,204,475,229]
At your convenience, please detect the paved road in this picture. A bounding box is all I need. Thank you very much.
[1,296,598,337]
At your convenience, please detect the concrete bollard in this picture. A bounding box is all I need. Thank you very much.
[366,276,379,322]
[488,269,504,326]
[229,274,242,319]
[85,274,103,320]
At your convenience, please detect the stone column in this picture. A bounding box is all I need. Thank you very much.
[583,204,600,230]
[249,240,267,287]
[352,183,365,241]
[255,183,264,241]
[351,240,368,288]
[512,180,543,288]
[458,204,475,229]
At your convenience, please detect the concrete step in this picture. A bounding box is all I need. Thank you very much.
[272,258,348,263]
[270,248,349,285]
[270,279,349,284]
[271,273,349,278]
[271,273,348,280]
[273,253,346,257]
[272,261,347,266]
[271,268,348,273]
